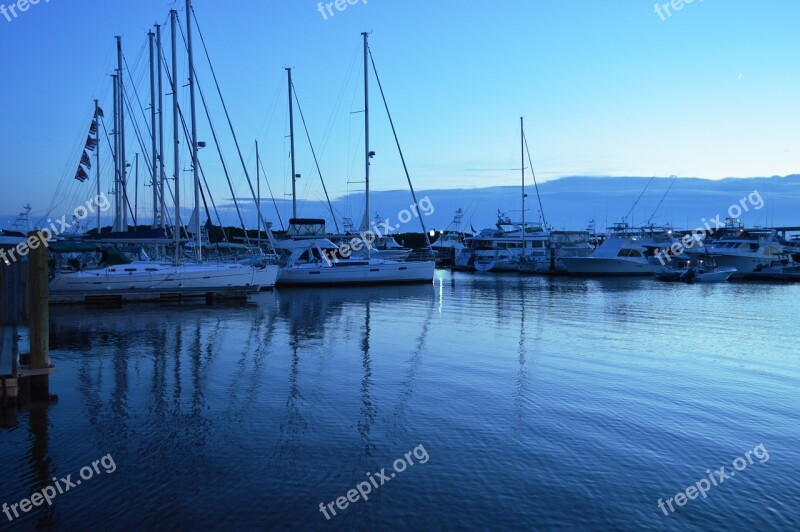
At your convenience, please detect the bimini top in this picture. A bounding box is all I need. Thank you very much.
[286,218,327,237]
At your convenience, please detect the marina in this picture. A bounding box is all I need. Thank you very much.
[2,1,800,530]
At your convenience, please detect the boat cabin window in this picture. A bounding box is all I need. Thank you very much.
[617,249,642,258]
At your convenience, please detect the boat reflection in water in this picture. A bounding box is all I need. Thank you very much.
[25,283,436,529]
[4,274,799,530]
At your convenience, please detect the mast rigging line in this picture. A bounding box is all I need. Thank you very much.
[522,131,547,229]
[648,174,679,225]
[123,51,155,145]
[623,174,656,225]
[367,45,432,252]
[120,87,157,224]
[160,31,237,243]
[258,150,285,231]
[187,7,275,249]
[291,81,340,233]
[175,17,250,244]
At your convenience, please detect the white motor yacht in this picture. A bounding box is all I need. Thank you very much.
[695,229,787,277]
[275,237,434,286]
[562,223,675,276]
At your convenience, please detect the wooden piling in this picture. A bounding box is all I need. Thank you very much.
[1,257,22,407]
[27,231,49,400]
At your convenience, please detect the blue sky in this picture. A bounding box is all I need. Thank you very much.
[1,0,798,227]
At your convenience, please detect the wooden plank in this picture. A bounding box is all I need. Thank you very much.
[18,367,57,378]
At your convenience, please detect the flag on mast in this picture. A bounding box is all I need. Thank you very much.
[80,151,92,169]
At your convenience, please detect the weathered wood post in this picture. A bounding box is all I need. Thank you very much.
[1,251,25,408]
[28,231,49,400]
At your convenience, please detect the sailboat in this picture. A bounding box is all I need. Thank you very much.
[48,1,279,301]
[275,32,434,286]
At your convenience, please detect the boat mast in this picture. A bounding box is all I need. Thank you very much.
[156,23,166,230]
[116,36,128,232]
[186,0,201,260]
[287,67,297,220]
[171,9,180,262]
[256,140,261,243]
[149,30,158,226]
[133,152,139,227]
[94,99,101,233]
[362,31,370,259]
[521,116,525,248]
[111,72,120,231]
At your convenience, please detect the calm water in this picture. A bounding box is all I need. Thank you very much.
[1,272,799,530]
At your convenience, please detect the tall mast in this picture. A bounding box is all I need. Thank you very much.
[116,36,128,231]
[362,31,370,259]
[94,99,101,233]
[256,140,261,243]
[170,9,180,262]
[521,116,525,245]
[111,72,120,231]
[134,152,139,227]
[149,30,158,226]
[186,0,201,260]
[287,67,297,220]
[156,23,166,230]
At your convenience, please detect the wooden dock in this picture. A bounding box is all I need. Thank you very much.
[1,232,57,407]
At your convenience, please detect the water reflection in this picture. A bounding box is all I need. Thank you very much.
[13,275,798,530]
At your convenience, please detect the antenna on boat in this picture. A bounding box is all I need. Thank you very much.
[647,174,679,226]
[622,175,656,226]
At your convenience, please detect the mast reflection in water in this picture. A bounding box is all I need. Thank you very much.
[1,275,799,530]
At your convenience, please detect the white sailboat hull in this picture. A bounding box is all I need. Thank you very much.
[50,262,278,295]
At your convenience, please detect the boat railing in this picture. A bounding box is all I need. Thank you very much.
[404,250,435,262]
